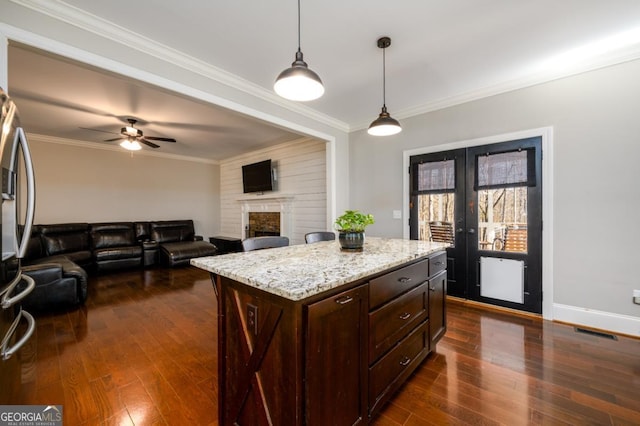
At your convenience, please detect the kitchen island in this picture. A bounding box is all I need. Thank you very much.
[192,237,448,425]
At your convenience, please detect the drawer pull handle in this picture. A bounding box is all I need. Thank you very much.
[434,261,443,266]
[429,287,436,292]
[398,277,412,283]
[399,356,411,366]
[335,296,353,305]
[399,312,411,320]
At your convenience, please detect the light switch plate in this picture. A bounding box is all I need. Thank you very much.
[393,210,402,219]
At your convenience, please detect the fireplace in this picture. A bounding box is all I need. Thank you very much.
[240,196,293,240]
[247,212,280,238]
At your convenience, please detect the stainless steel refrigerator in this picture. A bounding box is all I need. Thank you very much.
[0,87,36,403]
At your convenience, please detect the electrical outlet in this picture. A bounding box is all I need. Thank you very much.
[247,304,258,335]
[393,210,402,219]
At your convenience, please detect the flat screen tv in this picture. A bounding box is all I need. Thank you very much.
[242,159,273,193]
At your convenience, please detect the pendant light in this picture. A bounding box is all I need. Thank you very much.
[368,37,402,136]
[274,0,324,101]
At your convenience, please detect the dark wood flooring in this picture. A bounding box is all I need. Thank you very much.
[11,267,640,425]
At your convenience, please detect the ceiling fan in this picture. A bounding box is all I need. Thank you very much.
[101,118,177,150]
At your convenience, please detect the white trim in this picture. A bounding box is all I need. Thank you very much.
[326,134,337,231]
[0,33,7,89]
[7,0,350,132]
[402,127,554,320]
[553,303,640,338]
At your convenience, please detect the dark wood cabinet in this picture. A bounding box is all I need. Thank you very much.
[306,284,368,425]
[211,249,446,425]
[429,270,447,347]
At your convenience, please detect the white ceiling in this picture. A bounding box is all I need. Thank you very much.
[7,0,640,160]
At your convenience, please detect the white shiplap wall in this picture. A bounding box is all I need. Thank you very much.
[219,137,327,245]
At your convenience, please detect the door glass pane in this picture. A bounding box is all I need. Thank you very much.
[417,193,455,246]
[477,187,527,253]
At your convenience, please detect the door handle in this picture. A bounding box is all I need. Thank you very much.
[1,309,36,361]
[1,274,35,309]
[468,229,476,234]
[335,295,353,305]
[14,127,35,259]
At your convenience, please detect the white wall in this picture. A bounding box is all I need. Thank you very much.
[28,137,220,238]
[349,59,640,335]
[219,137,326,245]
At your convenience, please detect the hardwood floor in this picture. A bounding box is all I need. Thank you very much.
[11,267,640,425]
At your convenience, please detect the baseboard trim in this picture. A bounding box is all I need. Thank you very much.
[553,303,640,338]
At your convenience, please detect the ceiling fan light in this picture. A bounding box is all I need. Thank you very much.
[120,138,142,151]
[274,51,324,101]
[368,106,402,136]
[122,125,142,137]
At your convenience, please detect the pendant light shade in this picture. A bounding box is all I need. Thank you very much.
[274,50,324,101]
[368,105,402,136]
[274,0,324,101]
[368,37,402,136]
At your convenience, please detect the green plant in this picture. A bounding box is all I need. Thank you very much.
[334,210,375,232]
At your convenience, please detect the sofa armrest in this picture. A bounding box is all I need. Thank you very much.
[194,235,204,241]
[22,263,63,284]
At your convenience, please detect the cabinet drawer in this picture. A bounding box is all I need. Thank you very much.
[429,251,446,277]
[369,259,429,309]
[369,281,428,363]
[369,320,430,411]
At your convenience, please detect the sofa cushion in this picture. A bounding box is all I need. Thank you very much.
[94,246,143,262]
[90,222,136,249]
[40,223,90,256]
[159,240,217,267]
[150,220,195,243]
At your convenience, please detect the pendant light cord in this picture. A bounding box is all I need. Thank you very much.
[297,0,301,53]
[382,46,386,108]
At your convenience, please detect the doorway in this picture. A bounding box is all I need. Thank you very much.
[409,137,542,314]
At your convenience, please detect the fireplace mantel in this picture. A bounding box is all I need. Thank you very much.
[236,195,294,203]
[239,195,294,238]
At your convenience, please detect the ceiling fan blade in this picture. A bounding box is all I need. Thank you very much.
[104,137,123,142]
[144,136,177,142]
[140,138,160,148]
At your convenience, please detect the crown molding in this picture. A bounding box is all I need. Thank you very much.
[9,0,350,133]
[27,133,220,165]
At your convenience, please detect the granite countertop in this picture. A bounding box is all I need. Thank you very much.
[191,237,447,301]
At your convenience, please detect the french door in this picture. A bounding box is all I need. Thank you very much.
[409,137,542,314]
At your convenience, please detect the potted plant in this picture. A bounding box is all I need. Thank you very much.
[334,210,375,251]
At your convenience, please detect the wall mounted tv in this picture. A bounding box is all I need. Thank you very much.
[242,159,274,193]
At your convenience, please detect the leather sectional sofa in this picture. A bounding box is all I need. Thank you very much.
[20,220,217,311]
